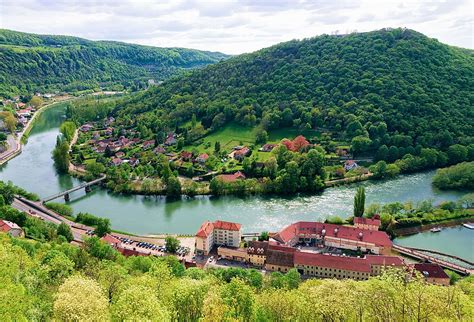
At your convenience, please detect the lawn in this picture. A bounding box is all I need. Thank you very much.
[184,122,258,153]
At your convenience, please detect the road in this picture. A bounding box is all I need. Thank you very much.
[11,196,196,259]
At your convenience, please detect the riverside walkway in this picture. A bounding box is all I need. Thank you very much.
[393,244,473,276]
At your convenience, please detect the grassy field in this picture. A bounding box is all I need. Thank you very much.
[184,122,258,153]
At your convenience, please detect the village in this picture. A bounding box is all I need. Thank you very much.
[72,118,369,193]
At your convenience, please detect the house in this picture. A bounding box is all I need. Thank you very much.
[180,151,193,161]
[128,157,140,167]
[354,215,381,231]
[344,160,359,171]
[16,108,32,117]
[111,157,123,166]
[260,143,276,152]
[196,153,209,164]
[271,221,393,255]
[100,234,122,249]
[264,246,296,273]
[195,220,242,256]
[104,127,114,136]
[154,146,166,154]
[165,133,177,146]
[216,171,246,183]
[0,220,24,237]
[247,240,269,267]
[233,147,250,161]
[115,151,125,158]
[143,140,155,149]
[412,263,450,286]
[79,124,94,132]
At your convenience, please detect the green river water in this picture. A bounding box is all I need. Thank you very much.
[0,103,472,260]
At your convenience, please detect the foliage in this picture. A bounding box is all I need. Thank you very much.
[59,121,76,142]
[432,162,474,190]
[53,275,110,321]
[353,186,365,217]
[111,28,473,162]
[44,202,73,217]
[0,235,472,321]
[165,236,180,253]
[57,222,74,242]
[52,136,70,173]
[0,29,228,98]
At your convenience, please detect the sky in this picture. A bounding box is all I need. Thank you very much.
[0,0,472,54]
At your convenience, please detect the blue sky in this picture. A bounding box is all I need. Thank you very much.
[0,0,472,54]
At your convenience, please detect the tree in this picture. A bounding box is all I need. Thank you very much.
[112,285,170,321]
[53,275,109,321]
[255,128,268,144]
[57,222,74,242]
[29,96,43,108]
[387,146,399,162]
[214,141,221,153]
[375,145,389,161]
[165,235,180,253]
[351,136,372,155]
[85,161,105,177]
[0,111,17,133]
[221,278,255,321]
[166,176,182,197]
[52,136,70,174]
[95,218,111,237]
[447,144,468,164]
[353,186,365,217]
[258,231,269,241]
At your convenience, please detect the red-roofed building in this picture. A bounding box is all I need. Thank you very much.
[233,147,250,161]
[295,252,371,280]
[412,263,450,286]
[143,139,155,149]
[100,234,122,249]
[354,216,381,231]
[195,220,242,255]
[344,160,359,171]
[0,220,24,237]
[196,153,209,164]
[217,171,246,183]
[180,151,193,161]
[271,221,392,255]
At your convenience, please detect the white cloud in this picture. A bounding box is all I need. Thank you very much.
[0,0,472,54]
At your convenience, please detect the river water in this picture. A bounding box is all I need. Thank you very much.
[1,103,472,259]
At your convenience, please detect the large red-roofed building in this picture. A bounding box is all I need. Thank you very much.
[271,221,392,255]
[195,220,242,255]
[354,216,381,231]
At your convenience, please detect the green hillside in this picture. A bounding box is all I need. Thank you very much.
[115,28,473,152]
[0,29,228,98]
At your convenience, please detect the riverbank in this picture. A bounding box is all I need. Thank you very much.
[0,97,74,166]
[393,216,474,236]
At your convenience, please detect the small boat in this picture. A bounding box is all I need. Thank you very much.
[430,227,442,233]
[462,223,474,230]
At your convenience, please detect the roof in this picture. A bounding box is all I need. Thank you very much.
[234,147,250,156]
[266,249,295,267]
[0,220,21,232]
[218,171,246,183]
[196,221,214,238]
[273,222,392,247]
[100,234,121,246]
[247,240,269,255]
[345,160,357,165]
[354,217,381,227]
[214,220,242,231]
[413,263,449,279]
[198,153,209,159]
[365,255,405,267]
[295,252,371,273]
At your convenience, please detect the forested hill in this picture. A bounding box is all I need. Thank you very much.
[117,28,473,150]
[0,29,228,97]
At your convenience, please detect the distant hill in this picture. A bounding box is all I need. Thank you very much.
[115,28,473,151]
[0,29,229,98]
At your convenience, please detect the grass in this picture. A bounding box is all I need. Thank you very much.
[184,122,258,153]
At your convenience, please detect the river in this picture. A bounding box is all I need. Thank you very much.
[0,102,472,259]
